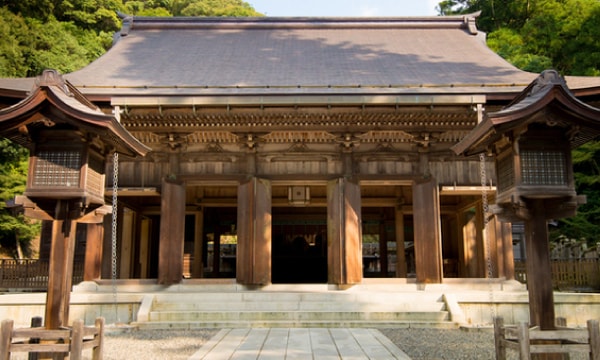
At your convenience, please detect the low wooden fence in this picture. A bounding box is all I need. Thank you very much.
[494,316,600,359]
[0,317,104,360]
[0,260,84,291]
[514,258,600,291]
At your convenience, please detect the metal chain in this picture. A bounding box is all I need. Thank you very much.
[480,153,497,321]
[111,152,119,322]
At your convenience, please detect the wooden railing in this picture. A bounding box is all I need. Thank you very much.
[0,260,84,291]
[515,258,600,291]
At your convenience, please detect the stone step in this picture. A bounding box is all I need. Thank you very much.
[134,319,459,330]
[147,310,450,322]
[152,291,444,302]
[138,289,456,329]
[152,300,446,312]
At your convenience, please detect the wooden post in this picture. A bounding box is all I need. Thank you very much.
[0,319,13,360]
[45,201,77,330]
[494,317,506,360]
[395,207,407,278]
[500,221,515,280]
[69,319,83,360]
[524,199,556,330]
[192,209,204,278]
[237,177,272,285]
[412,178,443,284]
[588,320,600,360]
[327,177,362,285]
[518,322,530,360]
[158,179,186,285]
[28,316,42,360]
[83,223,104,281]
[92,317,104,360]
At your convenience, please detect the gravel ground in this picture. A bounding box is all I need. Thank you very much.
[100,327,504,360]
[10,327,588,359]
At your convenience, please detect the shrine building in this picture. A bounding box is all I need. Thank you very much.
[2,13,600,288]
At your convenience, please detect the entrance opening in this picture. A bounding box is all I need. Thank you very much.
[271,207,327,283]
[202,207,237,278]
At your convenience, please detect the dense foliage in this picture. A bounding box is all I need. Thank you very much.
[437,0,600,75]
[0,139,39,258]
[0,0,262,77]
[438,0,600,245]
[0,0,261,258]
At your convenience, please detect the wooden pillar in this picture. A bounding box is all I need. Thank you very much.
[490,217,515,280]
[45,201,77,329]
[237,177,271,285]
[139,217,151,278]
[501,221,515,280]
[158,179,186,285]
[379,214,388,277]
[395,207,407,278]
[327,177,362,285]
[83,223,104,281]
[524,199,556,330]
[119,208,134,279]
[192,209,204,278]
[413,178,443,284]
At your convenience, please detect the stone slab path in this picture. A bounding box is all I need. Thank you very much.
[188,328,411,359]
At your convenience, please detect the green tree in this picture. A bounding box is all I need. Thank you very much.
[550,141,600,245]
[0,139,39,259]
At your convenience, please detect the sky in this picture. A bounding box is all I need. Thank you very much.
[247,0,440,17]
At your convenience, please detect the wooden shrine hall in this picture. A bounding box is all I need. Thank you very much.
[2,12,600,288]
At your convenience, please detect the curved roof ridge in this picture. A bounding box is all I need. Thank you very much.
[117,12,481,34]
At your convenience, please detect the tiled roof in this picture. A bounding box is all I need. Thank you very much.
[2,14,600,99]
[64,14,541,97]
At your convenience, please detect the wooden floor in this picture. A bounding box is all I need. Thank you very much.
[188,328,411,359]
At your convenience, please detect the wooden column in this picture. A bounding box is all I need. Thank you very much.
[327,177,362,285]
[395,207,407,278]
[524,199,556,330]
[158,179,186,285]
[192,209,204,278]
[412,178,443,284]
[501,221,515,280]
[83,223,104,281]
[490,217,515,280]
[237,177,271,285]
[45,201,77,329]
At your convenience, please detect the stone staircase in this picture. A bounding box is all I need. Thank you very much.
[133,284,458,329]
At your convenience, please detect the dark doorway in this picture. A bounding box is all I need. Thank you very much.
[271,207,327,283]
[203,207,237,278]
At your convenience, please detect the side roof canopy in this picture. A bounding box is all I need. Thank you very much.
[0,70,150,157]
[452,70,600,157]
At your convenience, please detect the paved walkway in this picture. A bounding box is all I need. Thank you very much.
[188,328,411,360]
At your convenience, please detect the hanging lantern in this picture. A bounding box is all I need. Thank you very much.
[452,70,600,221]
[0,70,150,218]
[26,130,107,207]
[494,124,575,206]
